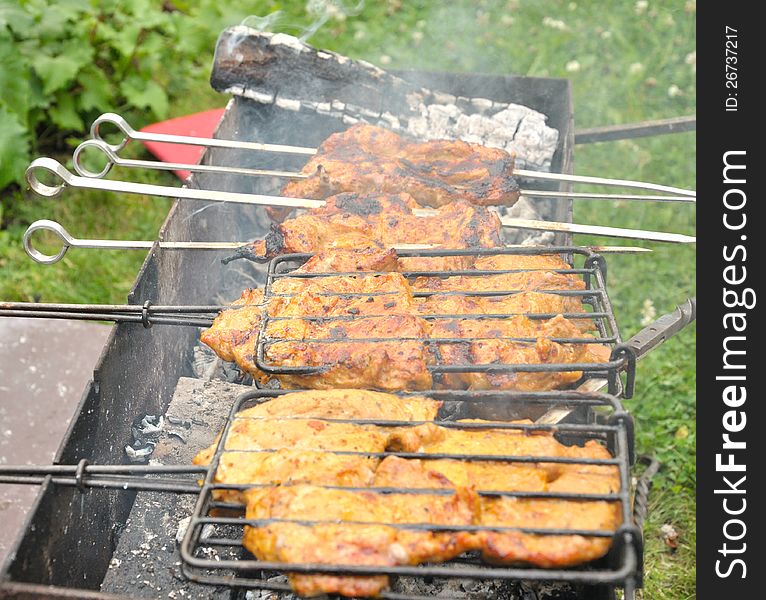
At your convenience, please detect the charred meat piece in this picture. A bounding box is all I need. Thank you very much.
[264,273,433,391]
[429,315,609,391]
[201,256,606,392]
[281,124,521,208]
[229,192,503,262]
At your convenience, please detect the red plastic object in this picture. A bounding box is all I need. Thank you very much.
[139,108,226,180]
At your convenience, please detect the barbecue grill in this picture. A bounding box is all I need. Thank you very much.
[0,29,693,600]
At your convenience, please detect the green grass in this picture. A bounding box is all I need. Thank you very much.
[0,1,696,597]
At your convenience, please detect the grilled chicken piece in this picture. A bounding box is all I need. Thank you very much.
[227,192,503,262]
[237,419,619,596]
[192,390,441,502]
[281,124,521,208]
[198,288,263,364]
[416,291,594,332]
[289,246,400,273]
[411,254,586,295]
[230,389,441,421]
[430,315,609,390]
[374,421,621,568]
[193,390,618,596]
[265,315,434,391]
[243,485,478,598]
[201,262,605,392]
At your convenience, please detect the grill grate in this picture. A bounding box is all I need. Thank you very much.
[180,388,640,598]
[253,246,629,394]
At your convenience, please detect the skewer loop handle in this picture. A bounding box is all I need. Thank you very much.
[25,157,72,198]
[72,139,117,178]
[23,220,73,265]
[90,112,134,152]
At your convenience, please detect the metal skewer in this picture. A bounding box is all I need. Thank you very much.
[23,220,245,265]
[73,139,309,180]
[25,160,696,246]
[22,220,653,265]
[26,158,324,209]
[90,112,696,198]
[495,217,696,245]
[73,138,693,204]
[0,463,204,494]
[91,113,316,156]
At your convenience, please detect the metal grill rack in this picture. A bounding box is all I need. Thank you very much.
[254,246,631,394]
[179,387,640,598]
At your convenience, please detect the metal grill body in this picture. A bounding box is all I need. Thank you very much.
[0,69,602,599]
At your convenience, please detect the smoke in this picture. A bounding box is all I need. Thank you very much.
[240,12,288,32]
[301,0,365,41]
[239,1,364,43]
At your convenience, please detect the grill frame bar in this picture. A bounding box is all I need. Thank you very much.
[179,387,640,596]
[252,246,628,393]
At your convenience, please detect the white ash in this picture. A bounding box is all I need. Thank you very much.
[407,103,559,171]
[274,95,302,112]
[268,33,306,53]
[175,516,215,546]
[232,89,559,171]
[245,577,296,600]
[135,415,164,438]
[124,444,155,463]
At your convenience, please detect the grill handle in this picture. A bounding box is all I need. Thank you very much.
[626,297,696,361]
[611,297,696,398]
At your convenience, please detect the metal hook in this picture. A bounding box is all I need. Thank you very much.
[21,220,252,265]
[88,112,316,155]
[25,157,73,197]
[90,112,135,153]
[72,139,118,178]
[23,220,76,265]
[25,158,324,208]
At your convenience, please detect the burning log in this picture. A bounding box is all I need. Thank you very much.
[212,26,560,170]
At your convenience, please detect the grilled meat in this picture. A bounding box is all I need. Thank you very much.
[227,389,441,421]
[221,406,619,597]
[430,315,609,390]
[281,124,521,208]
[201,260,605,391]
[227,192,503,263]
[411,254,586,294]
[376,420,620,567]
[192,390,441,502]
[265,315,434,391]
[198,288,263,364]
[243,485,478,597]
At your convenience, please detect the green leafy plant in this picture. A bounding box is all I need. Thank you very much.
[0,0,278,190]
